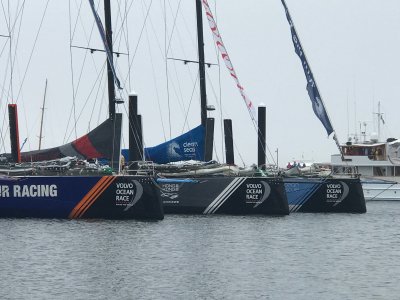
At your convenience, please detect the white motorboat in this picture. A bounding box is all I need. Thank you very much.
[331,138,400,200]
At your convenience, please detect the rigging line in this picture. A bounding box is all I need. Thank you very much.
[9,1,25,91]
[70,0,85,43]
[143,17,166,142]
[121,0,155,89]
[111,0,135,50]
[14,0,50,105]
[0,1,9,30]
[113,0,132,52]
[123,0,131,91]
[67,0,103,141]
[67,0,77,141]
[7,0,13,103]
[88,64,107,130]
[65,61,107,142]
[164,0,171,139]
[167,49,191,130]
[181,74,198,135]
[165,0,182,55]
[9,0,26,35]
[213,0,225,163]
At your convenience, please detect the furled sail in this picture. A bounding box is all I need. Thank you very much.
[88,0,122,90]
[281,0,333,136]
[143,125,205,164]
[19,115,122,169]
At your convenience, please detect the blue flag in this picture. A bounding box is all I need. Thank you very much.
[281,0,333,136]
[143,125,205,164]
[88,0,122,90]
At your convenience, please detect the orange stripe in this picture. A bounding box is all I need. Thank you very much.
[77,176,117,219]
[69,177,109,219]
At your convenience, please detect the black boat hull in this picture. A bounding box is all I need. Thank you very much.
[284,177,366,213]
[158,176,289,215]
[0,175,163,219]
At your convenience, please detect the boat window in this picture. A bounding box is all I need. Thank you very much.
[373,167,386,176]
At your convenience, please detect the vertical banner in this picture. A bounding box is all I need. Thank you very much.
[201,0,257,122]
[281,0,333,136]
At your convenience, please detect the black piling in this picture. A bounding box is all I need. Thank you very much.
[204,118,214,161]
[258,104,266,169]
[129,93,143,168]
[8,104,21,163]
[224,119,234,165]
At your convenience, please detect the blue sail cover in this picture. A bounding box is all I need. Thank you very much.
[281,0,334,136]
[144,125,205,164]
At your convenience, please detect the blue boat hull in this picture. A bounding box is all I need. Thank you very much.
[0,175,163,219]
[284,177,366,213]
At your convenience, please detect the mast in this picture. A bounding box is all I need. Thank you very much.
[195,0,207,127]
[38,79,48,150]
[104,0,116,120]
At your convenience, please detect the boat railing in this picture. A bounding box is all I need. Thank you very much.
[124,161,156,176]
[331,165,360,178]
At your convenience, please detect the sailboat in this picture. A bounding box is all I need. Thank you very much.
[280,0,366,212]
[0,1,163,219]
[124,0,289,215]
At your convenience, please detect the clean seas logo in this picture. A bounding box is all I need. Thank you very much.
[167,141,182,159]
[115,180,143,211]
[167,140,200,160]
[245,181,271,208]
[326,181,349,206]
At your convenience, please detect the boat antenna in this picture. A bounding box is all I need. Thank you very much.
[373,101,384,142]
[195,0,207,127]
[38,79,48,150]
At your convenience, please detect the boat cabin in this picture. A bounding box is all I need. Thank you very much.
[341,143,386,161]
[331,139,400,177]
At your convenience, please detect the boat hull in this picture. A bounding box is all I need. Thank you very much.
[158,176,289,215]
[284,177,366,213]
[0,175,163,219]
[362,180,400,201]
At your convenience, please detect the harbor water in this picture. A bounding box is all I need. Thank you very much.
[1,202,399,299]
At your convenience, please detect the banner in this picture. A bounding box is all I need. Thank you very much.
[88,0,122,90]
[281,0,333,136]
[201,0,257,122]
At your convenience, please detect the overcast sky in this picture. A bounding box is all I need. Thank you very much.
[1,0,400,167]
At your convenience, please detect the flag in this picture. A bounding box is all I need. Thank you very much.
[202,0,257,122]
[281,0,333,136]
[88,0,122,90]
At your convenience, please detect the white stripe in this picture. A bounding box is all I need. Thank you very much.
[210,178,246,213]
[203,178,243,214]
[204,177,246,214]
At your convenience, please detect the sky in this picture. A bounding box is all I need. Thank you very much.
[1,0,400,167]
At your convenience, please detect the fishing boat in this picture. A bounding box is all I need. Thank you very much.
[280,0,366,213]
[331,103,400,200]
[0,1,163,219]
